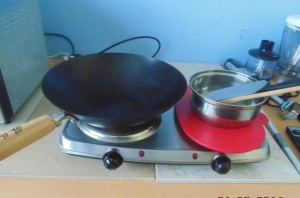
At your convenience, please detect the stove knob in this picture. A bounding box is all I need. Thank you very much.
[103,151,123,170]
[211,154,231,174]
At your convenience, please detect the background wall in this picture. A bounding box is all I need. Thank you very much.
[39,0,300,65]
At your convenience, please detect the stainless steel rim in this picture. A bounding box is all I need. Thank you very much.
[189,70,268,107]
[77,117,162,143]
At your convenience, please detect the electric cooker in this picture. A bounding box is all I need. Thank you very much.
[59,88,270,174]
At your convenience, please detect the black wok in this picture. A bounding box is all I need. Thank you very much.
[42,53,187,128]
[0,53,187,160]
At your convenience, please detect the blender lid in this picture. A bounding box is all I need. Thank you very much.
[248,40,279,61]
[286,15,300,30]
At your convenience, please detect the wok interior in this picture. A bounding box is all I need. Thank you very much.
[190,70,267,106]
[42,53,187,119]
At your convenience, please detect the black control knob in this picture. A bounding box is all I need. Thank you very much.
[103,151,123,170]
[211,154,231,174]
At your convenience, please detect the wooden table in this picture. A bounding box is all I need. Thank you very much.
[263,95,300,162]
[0,61,299,197]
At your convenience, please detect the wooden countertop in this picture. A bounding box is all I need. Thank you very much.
[263,97,300,161]
[0,179,299,198]
[0,61,299,197]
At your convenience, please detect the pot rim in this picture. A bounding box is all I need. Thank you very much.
[189,70,268,108]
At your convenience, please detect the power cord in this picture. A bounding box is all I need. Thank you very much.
[45,34,161,59]
[44,33,75,55]
[97,36,161,58]
[266,92,299,107]
[48,52,70,60]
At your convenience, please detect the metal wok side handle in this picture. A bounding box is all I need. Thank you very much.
[0,113,68,161]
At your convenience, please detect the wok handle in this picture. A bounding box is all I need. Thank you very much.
[0,114,66,161]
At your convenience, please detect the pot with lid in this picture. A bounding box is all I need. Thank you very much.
[189,70,268,128]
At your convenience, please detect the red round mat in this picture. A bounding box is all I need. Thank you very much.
[175,87,267,153]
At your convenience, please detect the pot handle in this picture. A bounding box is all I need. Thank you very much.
[258,77,300,92]
[0,113,67,161]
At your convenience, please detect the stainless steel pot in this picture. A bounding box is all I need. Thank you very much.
[189,70,268,128]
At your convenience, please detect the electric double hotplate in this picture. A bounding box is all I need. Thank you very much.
[59,90,270,174]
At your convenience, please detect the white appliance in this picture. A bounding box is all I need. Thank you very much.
[0,0,49,123]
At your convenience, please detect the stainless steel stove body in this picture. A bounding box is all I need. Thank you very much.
[59,108,270,173]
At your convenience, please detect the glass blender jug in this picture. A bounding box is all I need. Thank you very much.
[277,15,300,78]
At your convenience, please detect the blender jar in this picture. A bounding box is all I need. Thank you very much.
[277,15,300,78]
